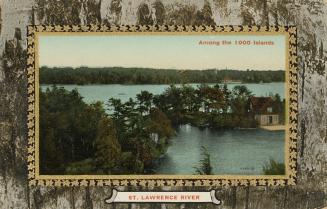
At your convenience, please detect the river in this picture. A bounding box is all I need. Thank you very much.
[41,83,285,175]
[157,125,284,175]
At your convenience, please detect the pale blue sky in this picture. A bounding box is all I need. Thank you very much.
[38,34,286,71]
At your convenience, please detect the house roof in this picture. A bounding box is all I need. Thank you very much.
[249,97,274,114]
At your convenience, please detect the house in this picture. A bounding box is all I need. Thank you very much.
[150,133,159,144]
[249,97,279,126]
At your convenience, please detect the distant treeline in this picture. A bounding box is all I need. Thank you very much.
[40,66,285,85]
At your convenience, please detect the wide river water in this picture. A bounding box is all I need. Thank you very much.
[41,83,285,175]
[157,125,284,175]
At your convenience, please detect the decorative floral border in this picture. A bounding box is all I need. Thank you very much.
[27,25,298,187]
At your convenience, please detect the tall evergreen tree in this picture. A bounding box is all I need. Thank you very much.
[136,90,153,115]
[40,128,64,174]
[194,146,213,175]
[94,118,121,174]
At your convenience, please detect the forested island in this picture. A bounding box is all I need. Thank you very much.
[40,66,285,85]
[40,84,285,175]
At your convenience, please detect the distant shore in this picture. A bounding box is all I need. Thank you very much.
[39,66,285,85]
[260,125,285,131]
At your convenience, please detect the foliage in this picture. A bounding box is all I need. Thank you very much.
[262,159,285,175]
[65,159,95,175]
[107,93,175,173]
[40,83,284,174]
[194,146,213,175]
[40,66,285,85]
[39,86,106,174]
[271,93,285,124]
[94,117,122,174]
[145,108,174,140]
[137,91,153,116]
[119,152,144,174]
[149,84,269,129]
[40,86,175,174]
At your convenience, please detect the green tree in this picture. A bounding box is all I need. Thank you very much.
[222,84,231,113]
[73,101,106,159]
[231,85,252,116]
[40,128,64,174]
[136,90,153,115]
[107,98,130,146]
[181,85,199,112]
[94,118,121,174]
[163,85,185,124]
[108,98,124,119]
[197,84,211,113]
[194,146,213,175]
[207,85,225,113]
[145,108,174,140]
[40,66,285,85]
[262,159,285,175]
[40,86,107,174]
[153,94,169,112]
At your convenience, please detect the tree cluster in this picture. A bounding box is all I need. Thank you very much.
[152,84,268,129]
[40,84,284,174]
[40,66,285,85]
[40,86,174,174]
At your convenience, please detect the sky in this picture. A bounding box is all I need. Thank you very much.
[38,34,286,71]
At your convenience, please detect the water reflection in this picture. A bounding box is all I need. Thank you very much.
[156,125,285,175]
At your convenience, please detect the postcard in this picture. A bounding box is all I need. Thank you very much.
[26,25,297,187]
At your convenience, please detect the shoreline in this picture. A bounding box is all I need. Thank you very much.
[260,125,285,131]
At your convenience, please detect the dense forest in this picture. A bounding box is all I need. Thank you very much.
[40,84,285,175]
[40,86,174,175]
[40,66,285,85]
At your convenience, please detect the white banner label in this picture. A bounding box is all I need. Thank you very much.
[105,189,221,205]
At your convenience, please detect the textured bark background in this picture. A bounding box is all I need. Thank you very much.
[0,0,327,208]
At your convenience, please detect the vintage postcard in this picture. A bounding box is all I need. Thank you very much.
[26,25,297,187]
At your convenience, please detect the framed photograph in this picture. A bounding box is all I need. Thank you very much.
[27,25,297,187]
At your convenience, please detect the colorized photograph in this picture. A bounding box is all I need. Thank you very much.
[38,33,287,176]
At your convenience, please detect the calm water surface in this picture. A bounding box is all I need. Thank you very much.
[41,83,285,175]
[157,125,284,175]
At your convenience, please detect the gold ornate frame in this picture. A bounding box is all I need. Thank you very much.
[27,25,298,187]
